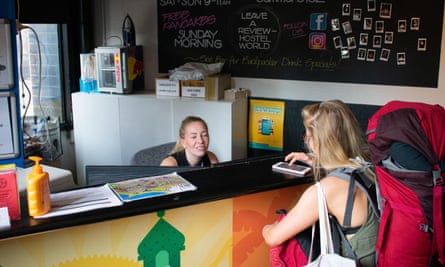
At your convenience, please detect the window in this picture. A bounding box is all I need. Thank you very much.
[17,24,63,124]
[16,24,65,160]
[15,0,95,131]
[13,0,94,161]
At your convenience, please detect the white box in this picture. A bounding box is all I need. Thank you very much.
[155,77,180,96]
[181,80,206,98]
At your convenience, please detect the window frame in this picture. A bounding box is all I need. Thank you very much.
[16,0,95,131]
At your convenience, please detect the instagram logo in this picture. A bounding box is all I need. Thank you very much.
[309,33,326,50]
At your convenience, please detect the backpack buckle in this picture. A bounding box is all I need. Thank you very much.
[433,170,444,186]
[419,224,431,233]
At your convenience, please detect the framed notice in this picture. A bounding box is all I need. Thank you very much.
[0,18,14,89]
[0,92,20,159]
[248,99,285,151]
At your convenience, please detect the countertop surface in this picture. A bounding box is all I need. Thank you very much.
[0,154,313,240]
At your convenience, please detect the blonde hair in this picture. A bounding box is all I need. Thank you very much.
[170,116,209,154]
[302,100,370,180]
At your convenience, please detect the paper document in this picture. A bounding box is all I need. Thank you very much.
[34,184,123,219]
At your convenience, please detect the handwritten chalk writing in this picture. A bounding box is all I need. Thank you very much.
[256,0,294,3]
[239,27,272,35]
[304,57,337,70]
[185,55,229,64]
[283,21,307,39]
[283,21,307,30]
[162,10,216,30]
[239,35,271,42]
[175,30,223,48]
[166,0,231,6]
[256,0,326,3]
[229,56,239,65]
[281,57,303,67]
[241,12,268,20]
[295,0,325,3]
[238,25,276,50]
[159,0,177,6]
[239,41,270,49]
[161,10,190,21]
[241,56,278,68]
[178,29,219,39]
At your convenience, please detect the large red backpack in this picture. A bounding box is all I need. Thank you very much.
[367,100,445,266]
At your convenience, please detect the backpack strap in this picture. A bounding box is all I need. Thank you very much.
[343,177,356,227]
[432,168,445,264]
[328,165,381,219]
[328,167,358,259]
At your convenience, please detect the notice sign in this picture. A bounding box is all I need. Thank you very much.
[249,99,285,151]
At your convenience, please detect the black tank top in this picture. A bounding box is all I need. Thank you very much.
[170,150,211,167]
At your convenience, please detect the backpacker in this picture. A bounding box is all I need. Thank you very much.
[366,100,445,266]
[269,165,378,267]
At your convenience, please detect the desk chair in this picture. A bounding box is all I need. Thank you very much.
[131,142,176,166]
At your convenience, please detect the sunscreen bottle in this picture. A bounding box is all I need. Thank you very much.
[27,156,51,217]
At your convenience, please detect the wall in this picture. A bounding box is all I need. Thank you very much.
[47,0,443,182]
[92,0,445,106]
[0,184,307,267]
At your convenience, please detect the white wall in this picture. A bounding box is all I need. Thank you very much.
[94,0,445,107]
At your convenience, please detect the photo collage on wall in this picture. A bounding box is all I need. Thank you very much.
[327,0,425,65]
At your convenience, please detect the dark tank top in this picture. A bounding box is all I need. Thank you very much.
[170,150,211,167]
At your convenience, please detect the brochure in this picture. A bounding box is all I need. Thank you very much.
[34,172,197,219]
[107,172,197,202]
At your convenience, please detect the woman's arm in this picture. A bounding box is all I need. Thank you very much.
[262,184,319,247]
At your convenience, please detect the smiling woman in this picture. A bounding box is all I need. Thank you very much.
[160,116,219,167]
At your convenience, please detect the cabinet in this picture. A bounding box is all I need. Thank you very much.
[72,92,248,185]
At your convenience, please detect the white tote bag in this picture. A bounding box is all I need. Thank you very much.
[305,182,356,267]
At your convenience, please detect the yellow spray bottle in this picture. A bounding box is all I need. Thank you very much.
[27,156,51,217]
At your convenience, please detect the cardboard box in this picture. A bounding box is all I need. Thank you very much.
[181,80,206,98]
[156,76,181,96]
[205,73,231,100]
[224,88,250,100]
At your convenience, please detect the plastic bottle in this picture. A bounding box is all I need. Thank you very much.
[27,156,51,217]
[122,14,136,47]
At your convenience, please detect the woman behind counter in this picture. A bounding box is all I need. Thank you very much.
[160,116,219,167]
[262,100,378,267]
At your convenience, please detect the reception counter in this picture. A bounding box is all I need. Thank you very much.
[0,155,313,267]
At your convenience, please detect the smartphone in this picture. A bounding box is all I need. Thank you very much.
[272,161,312,176]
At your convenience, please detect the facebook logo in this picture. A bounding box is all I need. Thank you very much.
[310,13,328,31]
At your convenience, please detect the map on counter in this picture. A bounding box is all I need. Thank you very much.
[107,172,197,202]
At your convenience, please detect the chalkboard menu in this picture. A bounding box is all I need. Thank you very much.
[158,0,443,87]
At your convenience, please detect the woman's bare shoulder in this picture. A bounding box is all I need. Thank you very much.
[208,151,219,164]
[319,175,349,194]
[160,156,178,166]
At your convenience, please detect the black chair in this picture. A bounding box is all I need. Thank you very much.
[131,142,176,166]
